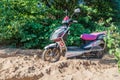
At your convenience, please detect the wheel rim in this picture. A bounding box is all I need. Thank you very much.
[91,46,103,58]
[44,48,60,62]
[96,51,103,58]
[44,49,52,61]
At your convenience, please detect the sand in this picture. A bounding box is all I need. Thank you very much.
[0,48,119,80]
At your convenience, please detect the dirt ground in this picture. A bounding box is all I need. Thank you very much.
[0,48,120,80]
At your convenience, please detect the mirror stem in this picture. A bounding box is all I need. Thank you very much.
[71,13,75,19]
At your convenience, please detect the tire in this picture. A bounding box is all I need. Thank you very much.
[91,46,104,59]
[42,48,61,62]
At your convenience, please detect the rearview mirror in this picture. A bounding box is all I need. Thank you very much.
[74,8,80,13]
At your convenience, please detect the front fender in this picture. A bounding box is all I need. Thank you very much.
[44,43,58,49]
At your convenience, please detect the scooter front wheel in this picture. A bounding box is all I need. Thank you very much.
[42,48,61,62]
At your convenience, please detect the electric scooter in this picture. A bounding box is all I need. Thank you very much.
[42,8,106,62]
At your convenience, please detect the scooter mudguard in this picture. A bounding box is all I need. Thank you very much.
[44,43,58,49]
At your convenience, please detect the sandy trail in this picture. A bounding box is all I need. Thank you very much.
[0,48,119,80]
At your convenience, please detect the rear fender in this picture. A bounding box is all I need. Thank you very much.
[97,34,106,40]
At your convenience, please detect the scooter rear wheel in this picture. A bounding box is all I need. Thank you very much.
[42,48,61,62]
[91,46,104,59]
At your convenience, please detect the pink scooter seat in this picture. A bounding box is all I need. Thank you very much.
[81,32,106,40]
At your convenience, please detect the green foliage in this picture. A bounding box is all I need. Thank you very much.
[106,24,120,71]
[41,0,78,12]
[67,23,91,46]
[0,0,119,49]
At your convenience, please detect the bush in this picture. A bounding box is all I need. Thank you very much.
[106,24,120,71]
[67,23,91,46]
[0,0,117,49]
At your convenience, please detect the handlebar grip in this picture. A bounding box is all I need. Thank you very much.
[73,20,78,23]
